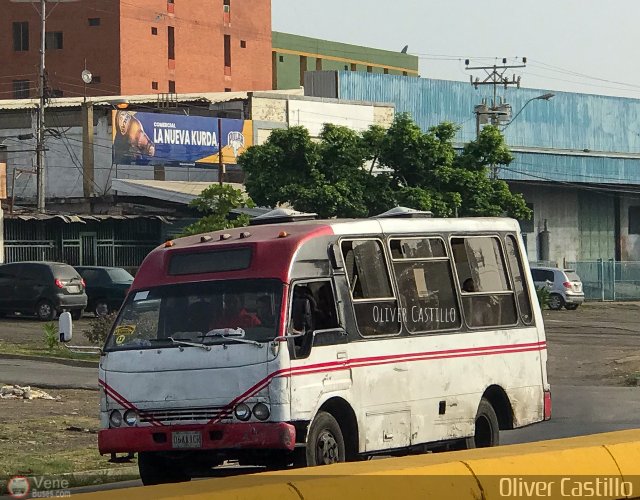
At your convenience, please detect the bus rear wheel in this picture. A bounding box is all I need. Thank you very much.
[471,398,500,448]
[138,452,190,485]
[306,411,346,466]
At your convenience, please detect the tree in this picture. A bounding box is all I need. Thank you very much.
[180,184,255,237]
[239,113,532,221]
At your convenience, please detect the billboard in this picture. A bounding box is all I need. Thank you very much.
[111,110,252,166]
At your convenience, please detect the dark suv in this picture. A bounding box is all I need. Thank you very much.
[75,266,133,317]
[0,262,88,321]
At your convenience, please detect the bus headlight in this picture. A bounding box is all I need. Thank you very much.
[123,409,138,427]
[252,403,270,421]
[234,403,251,421]
[109,410,123,428]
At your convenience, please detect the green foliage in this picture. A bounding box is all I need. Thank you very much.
[536,286,551,309]
[240,113,532,221]
[83,312,118,346]
[181,184,255,237]
[42,323,58,352]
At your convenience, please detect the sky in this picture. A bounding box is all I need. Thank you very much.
[272,0,640,99]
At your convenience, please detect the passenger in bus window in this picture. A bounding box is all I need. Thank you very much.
[219,295,261,329]
[256,296,275,328]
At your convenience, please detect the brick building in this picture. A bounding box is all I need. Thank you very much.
[1,0,272,99]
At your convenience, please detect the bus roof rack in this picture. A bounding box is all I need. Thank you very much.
[375,207,434,219]
[249,208,319,226]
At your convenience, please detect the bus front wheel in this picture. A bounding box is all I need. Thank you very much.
[306,411,346,466]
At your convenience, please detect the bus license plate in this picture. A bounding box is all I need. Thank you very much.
[172,431,202,449]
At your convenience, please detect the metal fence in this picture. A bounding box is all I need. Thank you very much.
[566,260,640,301]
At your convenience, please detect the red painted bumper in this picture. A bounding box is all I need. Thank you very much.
[98,422,296,454]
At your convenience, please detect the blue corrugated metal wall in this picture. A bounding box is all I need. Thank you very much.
[336,72,640,185]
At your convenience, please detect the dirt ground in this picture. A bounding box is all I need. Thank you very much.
[0,302,639,482]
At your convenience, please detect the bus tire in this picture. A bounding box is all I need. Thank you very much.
[306,411,346,466]
[138,452,190,485]
[471,398,500,448]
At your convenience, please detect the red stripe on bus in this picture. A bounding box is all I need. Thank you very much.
[209,341,547,423]
[99,379,164,427]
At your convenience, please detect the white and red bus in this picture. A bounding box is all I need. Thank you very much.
[59,208,551,485]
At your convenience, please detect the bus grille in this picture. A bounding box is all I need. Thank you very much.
[139,407,231,424]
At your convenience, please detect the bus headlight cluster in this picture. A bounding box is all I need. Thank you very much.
[234,403,270,421]
[109,409,138,427]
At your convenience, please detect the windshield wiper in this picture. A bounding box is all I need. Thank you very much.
[202,330,263,348]
[167,337,212,351]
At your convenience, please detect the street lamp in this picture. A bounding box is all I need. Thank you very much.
[502,93,555,131]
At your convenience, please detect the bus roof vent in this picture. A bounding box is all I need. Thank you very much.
[375,206,434,219]
[249,208,318,226]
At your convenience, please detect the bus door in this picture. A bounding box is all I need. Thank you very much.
[287,279,350,420]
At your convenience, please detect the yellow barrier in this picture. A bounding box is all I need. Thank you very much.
[73,429,640,500]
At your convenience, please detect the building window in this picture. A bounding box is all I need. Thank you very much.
[240,40,246,48]
[629,207,640,234]
[91,76,102,84]
[45,32,64,50]
[88,18,101,26]
[223,0,230,12]
[367,65,373,73]
[12,80,30,99]
[224,34,231,68]
[299,55,307,86]
[13,22,29,51]
[167,0,175,13]
[48,89,64,98]
[344,65,348,70]
[350,63,357,71]
[223,0,231,23]
[316,58,322,71]
[224,88,231,92]
[279,55,284,63]
[168,26,175,60]
[168,80,176,93]
[152,27,158,35]
[152,81,159,90]
[384,68,389,74]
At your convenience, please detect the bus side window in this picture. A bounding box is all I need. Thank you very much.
[340,240,400,337]
[505,235,534,325]
[451,236,518,329]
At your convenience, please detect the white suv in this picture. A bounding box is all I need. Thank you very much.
[530,266,585,310]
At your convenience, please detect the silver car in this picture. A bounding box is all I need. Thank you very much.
[530,266,585,310]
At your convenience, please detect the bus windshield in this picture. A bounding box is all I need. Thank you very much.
[105,279,283,351]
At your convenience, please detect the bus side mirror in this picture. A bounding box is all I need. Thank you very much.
[58,312,73,343]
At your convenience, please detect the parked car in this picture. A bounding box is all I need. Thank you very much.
[0,262,87,321]
[530,266,585,310]
[75,266,134,317]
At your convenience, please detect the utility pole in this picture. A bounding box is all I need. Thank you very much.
[466,58,527,180]
[218,119,225,186]
[35,0,47,212]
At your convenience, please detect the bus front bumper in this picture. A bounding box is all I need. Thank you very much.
[98,422,296,454]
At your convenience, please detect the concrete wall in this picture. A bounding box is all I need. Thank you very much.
[510,183,580,265]
[250,94,395,138]
[620,196,640,261]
